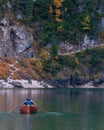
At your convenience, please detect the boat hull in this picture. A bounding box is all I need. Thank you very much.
[20,105,38,114]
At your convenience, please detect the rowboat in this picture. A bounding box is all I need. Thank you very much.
[19,85,38,114]
[20,104,38,114]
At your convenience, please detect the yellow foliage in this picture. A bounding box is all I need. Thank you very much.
[55,17,62,22]
[39,49,50,61]
[81,15,90,31]
[56,9,61,17]
[52,0,64,22]
[81,22,89,26]
[57,25,63,31]
[75,57,79,65]
[49,6,53,15]
[82,26,90,31]
[33,59,43,73]
[59,0,64,2]
[27,58,43,73]
[84,15,90,23]
[64,8,68,12]
[53,0,63,8]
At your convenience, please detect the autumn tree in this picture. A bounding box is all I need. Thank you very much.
[81,15,91,31]
[49,0,64,22]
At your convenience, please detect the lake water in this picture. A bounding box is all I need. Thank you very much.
[0,88,104,130]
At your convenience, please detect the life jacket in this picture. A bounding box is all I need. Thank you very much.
[24,99,33,105]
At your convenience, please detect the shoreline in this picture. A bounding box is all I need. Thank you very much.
[0,79,53,88]
[0,79,104,89]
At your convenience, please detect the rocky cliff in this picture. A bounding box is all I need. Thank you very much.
[0,0,103,88]
[0,18,34,58]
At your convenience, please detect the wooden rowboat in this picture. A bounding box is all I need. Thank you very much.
[20,105,38,114]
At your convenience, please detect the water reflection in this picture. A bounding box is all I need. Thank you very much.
[0,89,40,112]
[23,115,32,130]
[0,89,104,130]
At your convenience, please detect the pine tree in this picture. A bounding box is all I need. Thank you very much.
[18,0,33,19]
[25,0,33,19]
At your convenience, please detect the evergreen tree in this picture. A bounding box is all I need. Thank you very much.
[18,0,33,19]
[51,43,58,58]
[25,0,33,19]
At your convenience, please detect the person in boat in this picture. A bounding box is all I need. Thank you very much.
[24,99,34,105]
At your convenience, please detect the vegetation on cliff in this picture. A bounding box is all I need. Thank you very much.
[0,0,103,86]
[0,0,103,44]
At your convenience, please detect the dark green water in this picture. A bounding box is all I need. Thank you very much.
[0,88,104,130]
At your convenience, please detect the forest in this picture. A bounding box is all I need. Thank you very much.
[0,0,104,86]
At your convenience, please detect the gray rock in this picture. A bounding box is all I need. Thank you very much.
[27,79,32,84]
[0,18,34,58]
[12,25,33,55]
[11,81,23,88]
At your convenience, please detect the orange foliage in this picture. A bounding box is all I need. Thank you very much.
[49,6,53,15]
[11,71,21,79]
[49,0,64,22]
[55,17,62,22]
[0,63,9,79]
[12,68,38,80]
[53,0,64,8]
[12,59,39,79]
[56,9,61,17]
[0,57,39,80]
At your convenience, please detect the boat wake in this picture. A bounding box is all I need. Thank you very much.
[36,111,70,117]
[46,112,64,116]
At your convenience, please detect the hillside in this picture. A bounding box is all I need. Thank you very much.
[0,0,104,87]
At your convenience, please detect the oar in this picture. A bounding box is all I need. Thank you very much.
[8,100,47,113]
[8,105,19,113]
[35,102,47,113]
[8,102,23,113]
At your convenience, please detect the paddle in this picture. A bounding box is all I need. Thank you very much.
[34,102,47,113]
[8,101,23,113]
[8,105,19,113]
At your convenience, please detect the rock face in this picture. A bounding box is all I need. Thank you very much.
[10,81,23,88]
[0,18,34,58]
[0,79,53,88]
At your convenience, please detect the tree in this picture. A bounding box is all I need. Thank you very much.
[33,0,51,20]
[51,43,58,58]
[18,0,33,19]
[81,15,90,31]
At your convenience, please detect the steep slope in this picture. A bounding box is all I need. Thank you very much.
[0,0,104,87]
